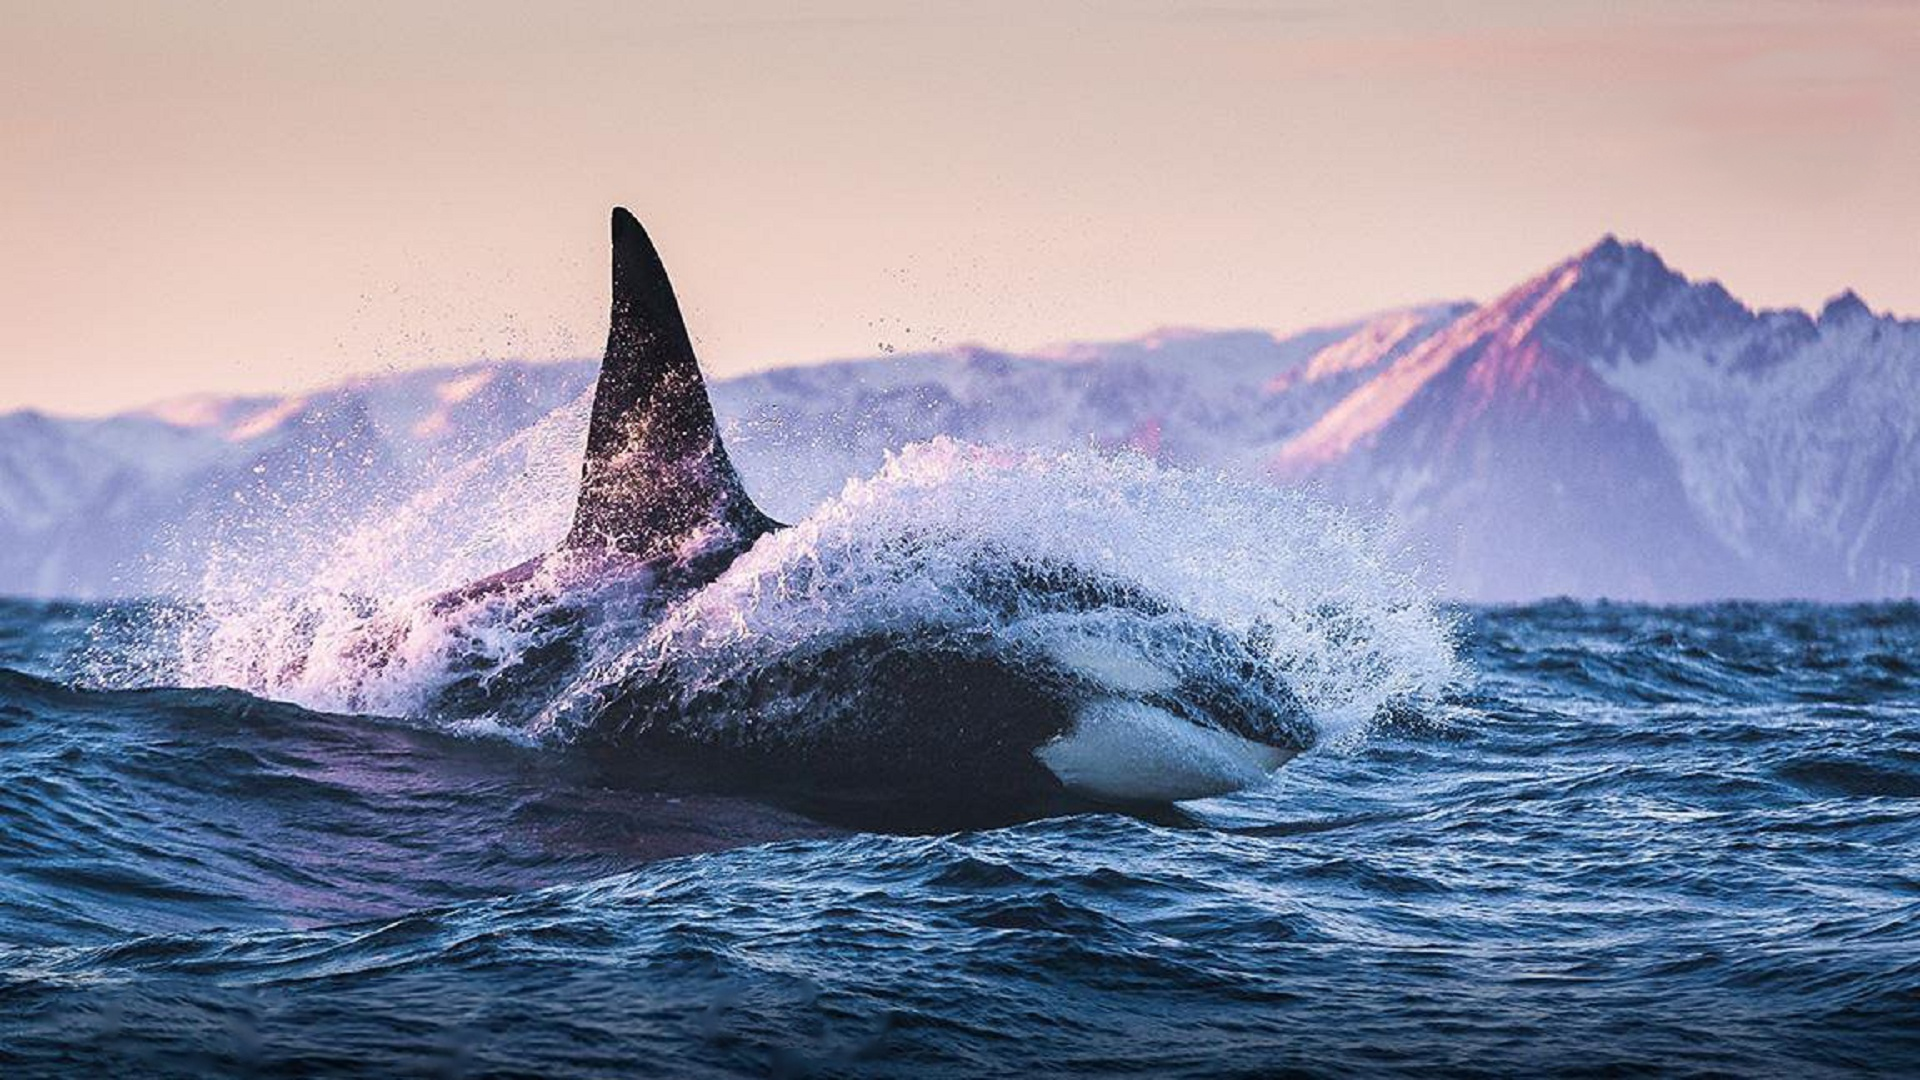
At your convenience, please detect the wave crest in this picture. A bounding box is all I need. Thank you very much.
[128,439,1456,762]
[534,439,1459,745]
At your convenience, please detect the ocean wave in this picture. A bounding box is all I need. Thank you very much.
[102,441,1457,783]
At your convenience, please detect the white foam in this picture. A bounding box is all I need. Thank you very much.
[155,438,1460,759]
[594,439,1460,745]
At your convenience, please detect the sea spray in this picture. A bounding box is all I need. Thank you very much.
[122,437,1457,756]
[544,439,1459,744]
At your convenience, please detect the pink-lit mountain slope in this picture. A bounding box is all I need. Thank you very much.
[1274,238,1920,601]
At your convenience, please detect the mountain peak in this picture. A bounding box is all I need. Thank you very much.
[1582,232,1626,260]
[1514,235,1747,362]
[1569,234,1680,290]
[1819,289,1872,325]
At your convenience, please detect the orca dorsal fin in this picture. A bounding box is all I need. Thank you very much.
[564,208,779,559]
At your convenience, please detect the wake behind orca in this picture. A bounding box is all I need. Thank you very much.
[383,208,1315,825]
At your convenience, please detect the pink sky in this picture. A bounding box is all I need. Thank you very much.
[3,0,1916,415]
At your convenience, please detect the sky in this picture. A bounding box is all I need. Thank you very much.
[2,0,1916,415]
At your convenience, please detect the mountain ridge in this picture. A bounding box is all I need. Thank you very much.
[2,240,1913,602]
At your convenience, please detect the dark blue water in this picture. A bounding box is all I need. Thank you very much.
[3,598,1917,1077]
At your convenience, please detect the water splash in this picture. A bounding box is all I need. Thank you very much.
[562,439,1458,743]
[114,437,1457,756]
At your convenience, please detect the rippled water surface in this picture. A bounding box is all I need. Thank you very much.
[3,599,1918,1077]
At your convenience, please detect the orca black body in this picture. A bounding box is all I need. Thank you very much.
[428,209,1312,827]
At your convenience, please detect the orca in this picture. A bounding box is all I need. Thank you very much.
[422,208,1312,827]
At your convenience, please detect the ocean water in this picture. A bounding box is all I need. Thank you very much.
[3,597,1917,1077]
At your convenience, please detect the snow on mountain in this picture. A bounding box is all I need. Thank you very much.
[1274,237,1920,601]
[0,312,1475,599]
[716,312,1466,524]
[1,240,1913,602]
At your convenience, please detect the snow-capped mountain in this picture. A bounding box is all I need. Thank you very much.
[0,311,1467,599]
[714,311,1467,525]
[1274,238,1920,600]
[1,239,1912,602]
